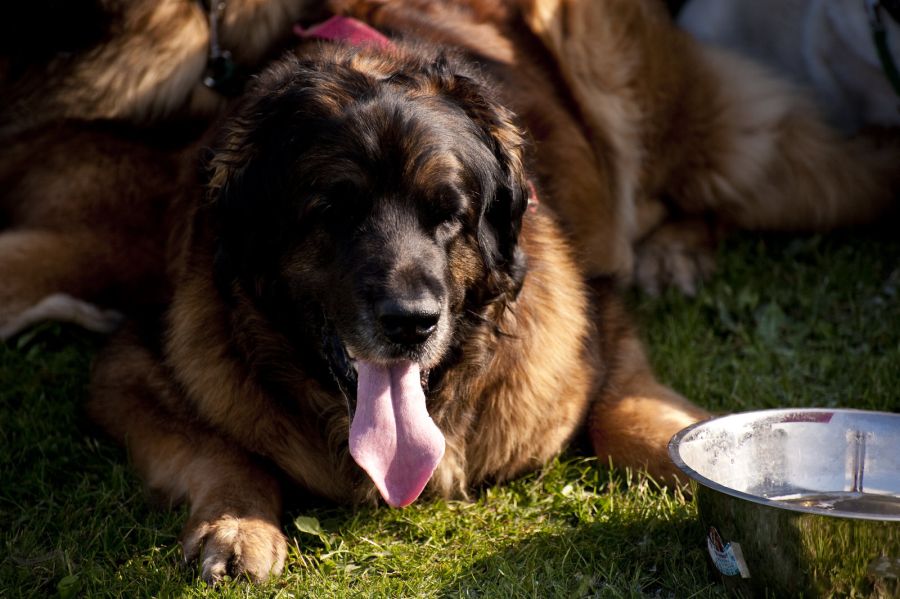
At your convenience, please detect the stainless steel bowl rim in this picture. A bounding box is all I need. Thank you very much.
[668,408,900,522]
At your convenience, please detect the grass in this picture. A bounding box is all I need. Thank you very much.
[2,230,898,598]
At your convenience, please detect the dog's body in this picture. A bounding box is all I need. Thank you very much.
[2,0,899,584]
[0,0,322,335]
[0,0,321,135]
[0,122,197,339]
[88,39,707,581]
[678,0,900,133]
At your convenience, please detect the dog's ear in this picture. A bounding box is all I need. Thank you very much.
[206,55,331,293]
[206,114,274,293]
[430,56,530,294]
[207,111,305,299]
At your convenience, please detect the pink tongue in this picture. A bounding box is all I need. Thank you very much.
[349,360,446,507]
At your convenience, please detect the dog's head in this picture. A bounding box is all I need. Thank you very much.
[208,45,530,506]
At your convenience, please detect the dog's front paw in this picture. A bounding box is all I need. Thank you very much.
[181,514,288,583]
[634,220,718,295]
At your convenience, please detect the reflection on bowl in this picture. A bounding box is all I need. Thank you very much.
[669,408,900,597]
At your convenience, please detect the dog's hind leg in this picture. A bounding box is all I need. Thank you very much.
[634,43,900,294]
[666,45,900,234]
[89,327,288,583]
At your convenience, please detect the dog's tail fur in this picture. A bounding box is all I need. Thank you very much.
[668,43,900,232]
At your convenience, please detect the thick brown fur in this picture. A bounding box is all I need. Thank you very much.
[3,0,897,585]
[337,0,900,289]
[0,122,197,339]
[1,0,325,335]
[2,0,897,333]
[0,0,322,135]
[86,39,708,582]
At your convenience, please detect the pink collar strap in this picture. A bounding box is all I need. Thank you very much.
[294,15,392,49]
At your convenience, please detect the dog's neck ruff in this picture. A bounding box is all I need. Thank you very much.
[865,0,900,104]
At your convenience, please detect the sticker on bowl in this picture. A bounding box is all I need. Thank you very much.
[707,527,751,579]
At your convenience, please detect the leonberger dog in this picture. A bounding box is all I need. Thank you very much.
[83,17,715,583]
[1,0,898,585]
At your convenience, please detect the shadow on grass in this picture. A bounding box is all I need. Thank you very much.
[1,325,193,597]
[442,506,722,598]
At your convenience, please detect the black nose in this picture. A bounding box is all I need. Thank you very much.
[376,298,441,346]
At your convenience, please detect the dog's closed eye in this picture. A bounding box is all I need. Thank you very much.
[421,185,467,229]
[301,180,369,224]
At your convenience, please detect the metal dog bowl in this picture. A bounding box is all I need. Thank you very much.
[669,409,900,597]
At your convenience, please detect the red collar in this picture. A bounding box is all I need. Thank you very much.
[294,15,391,49]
